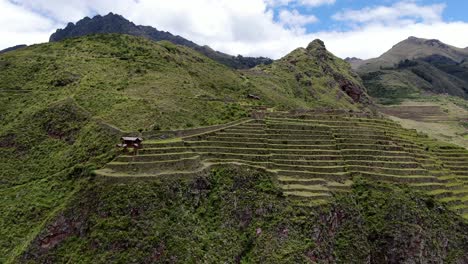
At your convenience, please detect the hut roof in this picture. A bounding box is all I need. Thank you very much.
[121,137,143,142]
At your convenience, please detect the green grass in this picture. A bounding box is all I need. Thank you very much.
[17,169,468,263]
[2,33,369,259]
[1,33,467,262]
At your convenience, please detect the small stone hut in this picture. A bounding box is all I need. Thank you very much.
[117,137,143,149]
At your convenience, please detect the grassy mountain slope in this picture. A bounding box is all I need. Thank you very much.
[19,166,468,263]
[355,37,468,104]
[378,95,468,148]
[1,34,364,133]
[50,13,273,69]
[0,44,27,54]
[0,33,370,262]
[352,37,468,149]
[357,36,468,72]
[2,33,467,262]
[249,40,371,108]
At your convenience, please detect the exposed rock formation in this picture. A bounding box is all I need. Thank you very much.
[50,13,272,69]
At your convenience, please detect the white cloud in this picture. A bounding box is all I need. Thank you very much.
[0,0,57,49]
[1,0,468,61]
[300,0,335,7]
[333,1,445,26]
[278,9,317,33]
[312,22,468,59]
[267,0,335,7]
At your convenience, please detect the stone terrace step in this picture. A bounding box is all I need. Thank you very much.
[437,156,468,162]
[272,154,343,161]
[143,141,185,148]
[434,148,468,152]
[105,156,202,174]
[267,134,334,140]
[207,136,268,143]
[409,182,447,191]
[283,190,332,199]
[267,123,331,131]
[340,149,411,156]
[331,126,387,132]
[341,155,416,162]
[200,152,271,162]
[350,171,438,183]
[138,147,192,155]
[115,152,197,162]
[277,170,349,181]
[278,176,329,185]
[272,159,344,166]
[435,152,468,158]
[266,129,332,135]
[273,164,346,173]
[268,144,338,150]
[347,165,428,176]
[215,132,269,138]
[335,138,397,145]
[444,164,468,170]
[280,184,329,192]
[267,139,336,145]
[186,141,268,148]
[337,143,404,151]
[270,149,340,156]
[222,128,266,134]
[345,160,420,168]
[443,161,468,166]
[334,134,393,141]
[192,146,269,155]
[203,158,269,168]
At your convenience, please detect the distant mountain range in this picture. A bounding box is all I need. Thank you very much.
[350,37,468,104]
[0,44,27,54]
[49,13,272,69]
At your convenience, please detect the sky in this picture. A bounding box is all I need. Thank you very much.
[1,0,468,59]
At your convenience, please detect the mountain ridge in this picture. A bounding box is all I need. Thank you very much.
[1,31,468,262]
[355,36,468,72]
[353,36,468,103]
[50,13,273,69]
[0,44,27,54]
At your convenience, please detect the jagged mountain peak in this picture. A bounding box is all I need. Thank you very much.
[274,39,370,105]
[49,13,272,69]
[306,39,326,50]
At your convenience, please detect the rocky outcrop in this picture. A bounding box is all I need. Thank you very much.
[336,76,366,103]
[50,13,272,69]
[308,39,371,104]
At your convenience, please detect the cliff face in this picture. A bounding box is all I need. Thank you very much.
[50,13,272,69]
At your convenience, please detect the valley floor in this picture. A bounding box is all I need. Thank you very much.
[378,96,468,149]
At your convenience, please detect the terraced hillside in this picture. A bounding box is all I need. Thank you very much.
[96,111,468,219]
[378,97,468,148]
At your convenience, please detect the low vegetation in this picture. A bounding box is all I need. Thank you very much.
[1,33,467,262]
[379,95,468,148]
[19,166,468,263]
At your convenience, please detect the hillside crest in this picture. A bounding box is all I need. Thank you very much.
[50,13,272,69]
